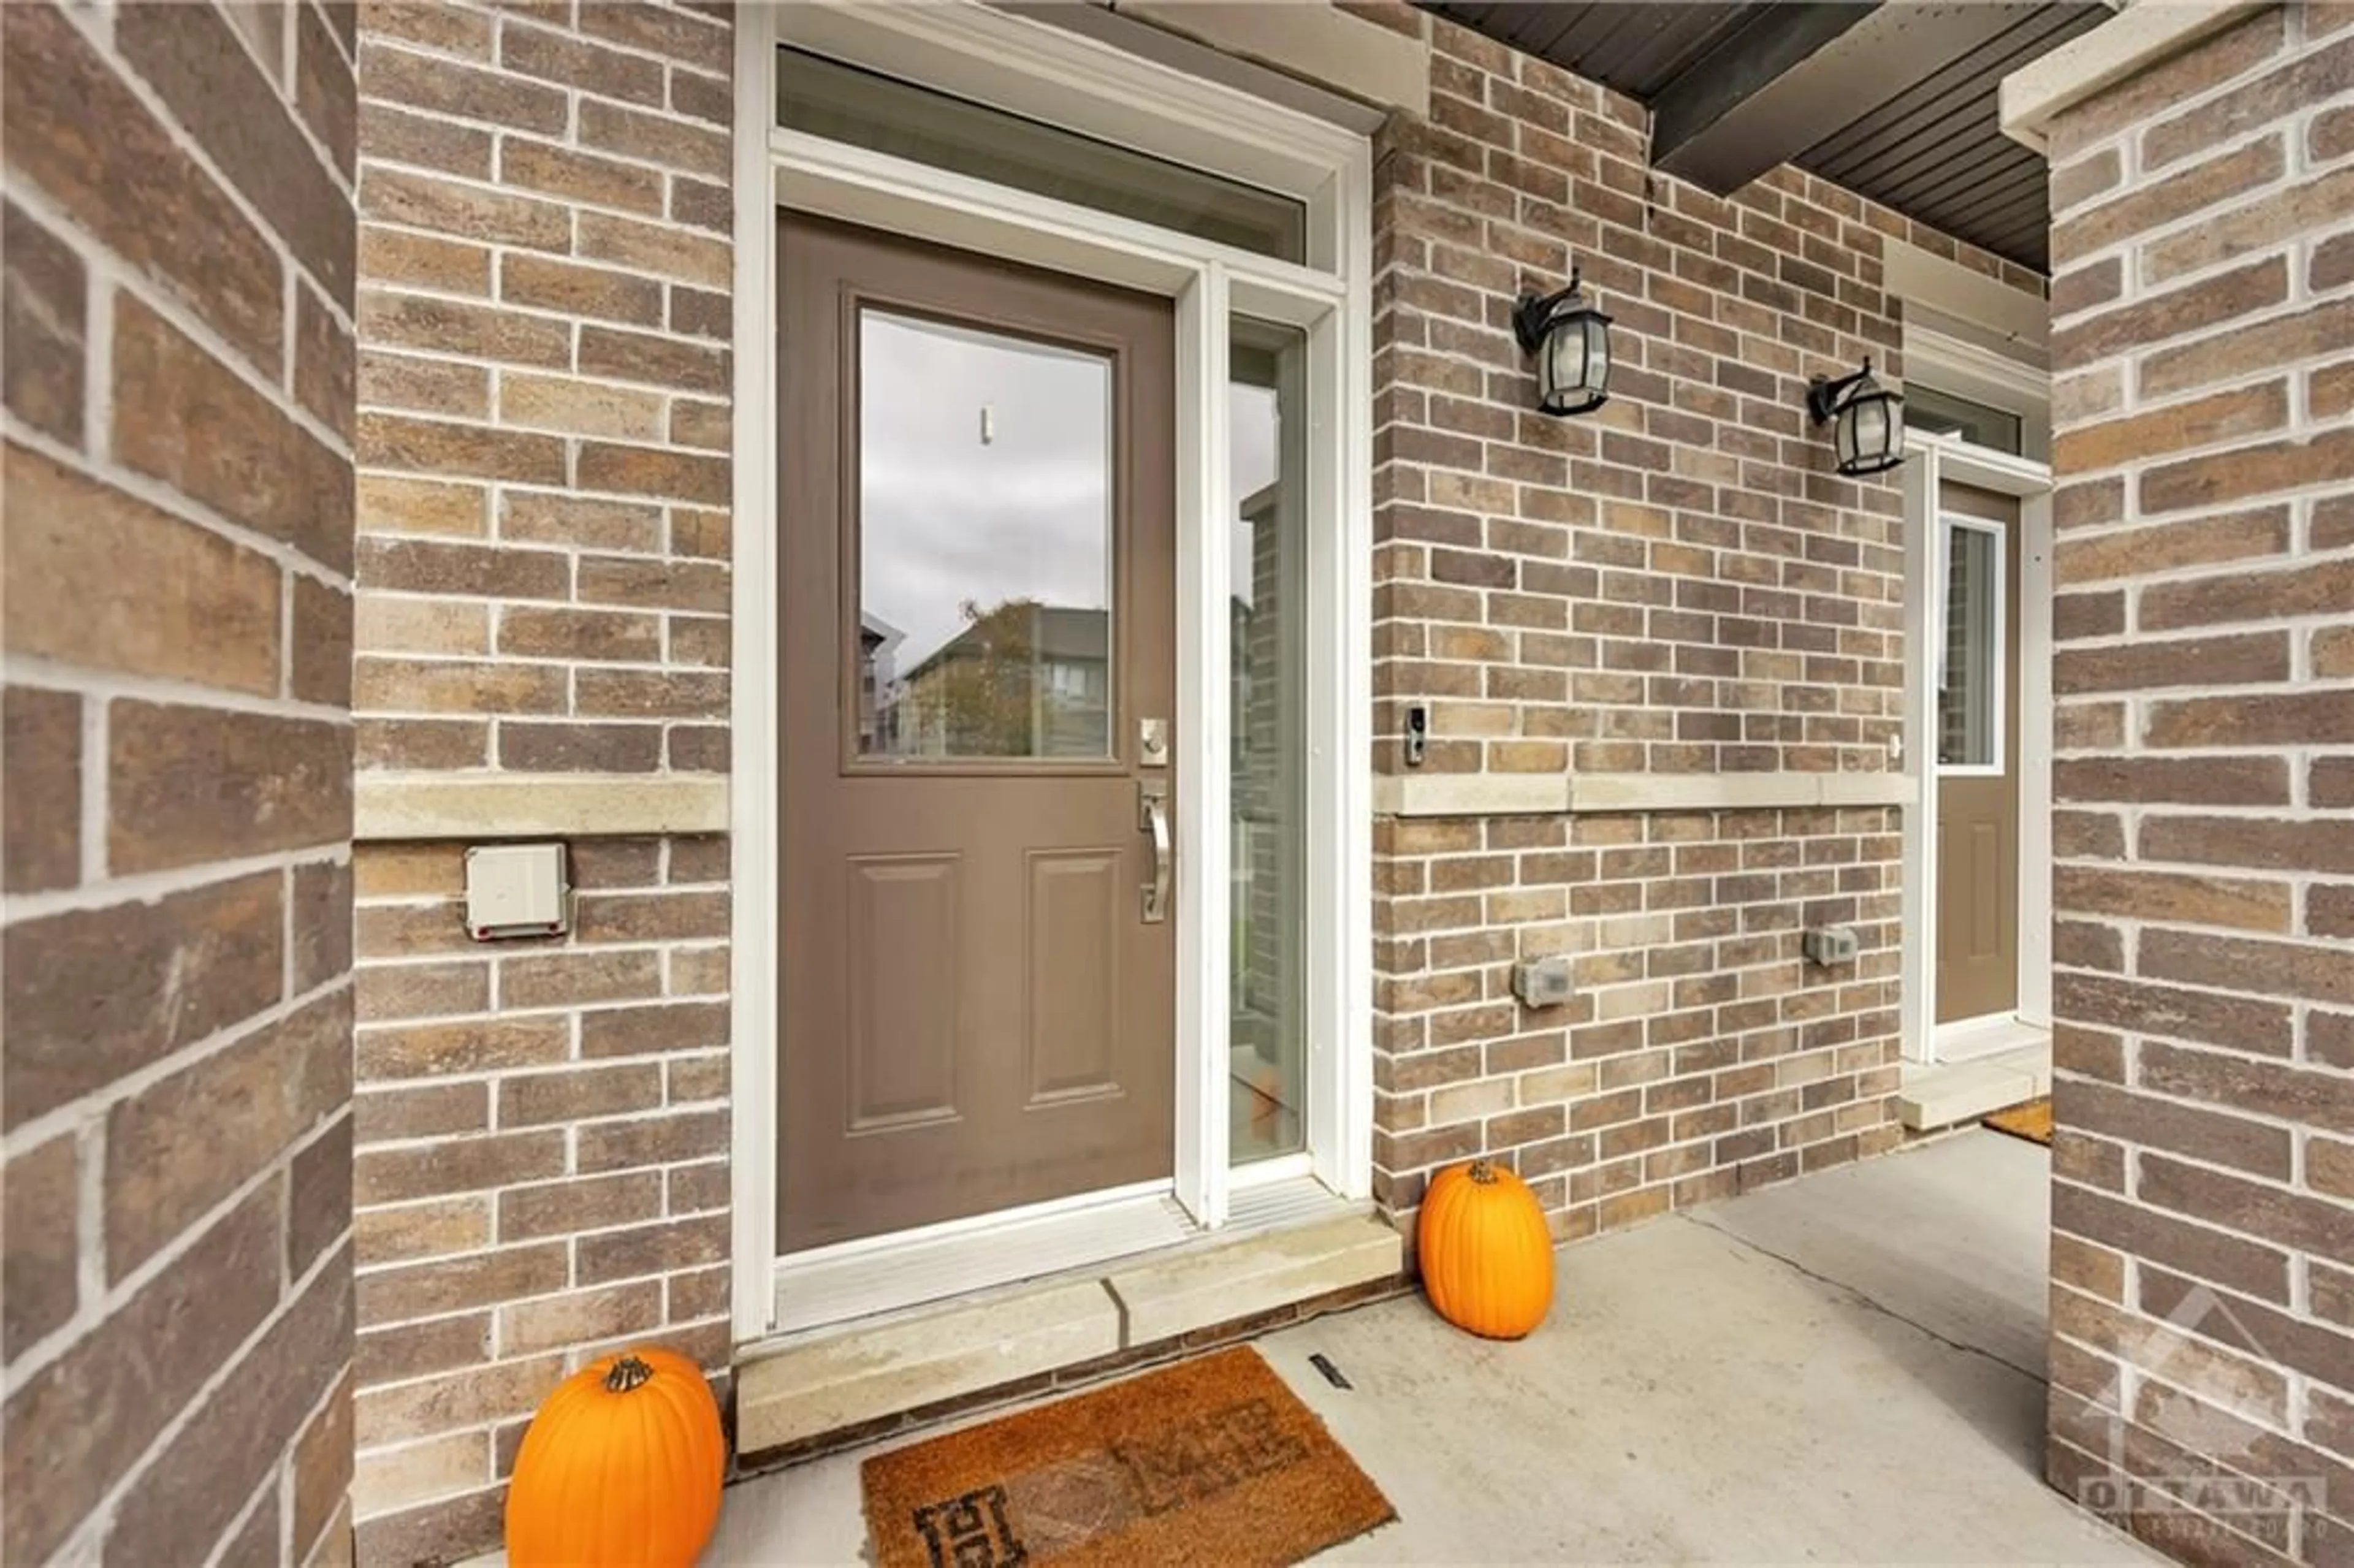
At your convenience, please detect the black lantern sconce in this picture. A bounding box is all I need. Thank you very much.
[1806,359,1906,476]
[1513,268,1612,417]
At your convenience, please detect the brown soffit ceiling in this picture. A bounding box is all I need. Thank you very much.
[1422,1,2116,272]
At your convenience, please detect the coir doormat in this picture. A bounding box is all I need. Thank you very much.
[860,1345,1394,1567]
[1983,1097,2054,1146]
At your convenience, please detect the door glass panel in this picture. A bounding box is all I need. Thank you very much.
[858,309,1114,760]
[1229,319,1307,1162]
[1938,522,2001,769]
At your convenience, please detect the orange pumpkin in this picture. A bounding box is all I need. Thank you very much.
[507,1347,725,1568]
[1417,1159,1555,1339]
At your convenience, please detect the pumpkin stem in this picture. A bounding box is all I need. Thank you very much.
[1468,1160,1498,1184]
[604,1355,656,1393]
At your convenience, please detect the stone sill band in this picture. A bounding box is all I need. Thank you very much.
[1374,771,1915,818]
[355,774,731,841]
[356,771,1914,839]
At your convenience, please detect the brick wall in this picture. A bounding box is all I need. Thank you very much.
[1366,17,2044,1235]
[2,2,359,1563]
[346,3,733,1560]
[348,836,730,1561]
[332,6,2055,1548]
[2039,6,2354,1564]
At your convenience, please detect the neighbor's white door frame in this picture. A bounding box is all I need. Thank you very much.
[728,1,1375,1343]
[1899,430,2055,1066]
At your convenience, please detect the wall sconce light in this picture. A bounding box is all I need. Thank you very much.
[1512,268,1612,417]
[1807,359,1905,476]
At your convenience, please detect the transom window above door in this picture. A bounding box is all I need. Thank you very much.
[778,47,1309,264]
[1907,383,2024,455]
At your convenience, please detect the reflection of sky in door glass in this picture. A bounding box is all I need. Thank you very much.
[1229,383,1276,606]
[861,311,1111,672]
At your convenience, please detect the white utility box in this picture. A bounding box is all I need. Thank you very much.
[465,843,569,940]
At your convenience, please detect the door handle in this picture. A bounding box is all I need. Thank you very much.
[1138,781,1170,924]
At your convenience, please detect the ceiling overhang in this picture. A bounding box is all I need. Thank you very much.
[1422,1,2117,272]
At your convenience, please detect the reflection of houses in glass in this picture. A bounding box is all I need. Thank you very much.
[857,612,903,754]
[1228,481,1284,1043]
[874,600,1108,758]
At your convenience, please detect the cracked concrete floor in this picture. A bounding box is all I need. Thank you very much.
[712,1130,2158,1564]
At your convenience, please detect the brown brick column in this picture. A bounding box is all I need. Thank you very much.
[2,2,359,1563]
[2038,5,2354,1562]
[345,6,734,1560]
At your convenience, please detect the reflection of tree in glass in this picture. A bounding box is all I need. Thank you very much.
[882,598,1108,758]
[931,596,1040,757]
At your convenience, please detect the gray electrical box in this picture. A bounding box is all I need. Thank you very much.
[1512,954,1575,1008]
[466,843,569,940]
[1803,925,1861,967]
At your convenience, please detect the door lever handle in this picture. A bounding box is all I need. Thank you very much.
[1138,782,1170,924]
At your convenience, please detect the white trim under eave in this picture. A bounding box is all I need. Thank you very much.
[2000,2,2268,153]
[1110,1,1430,119]
[1883,240,2049,357]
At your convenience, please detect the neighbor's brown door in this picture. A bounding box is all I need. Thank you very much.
[1934,482,2021,1024]
[778,214,1178,1252]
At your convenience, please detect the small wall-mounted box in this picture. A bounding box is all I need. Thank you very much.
[1802,925,1861,967]
[465,843,569,940]
[1511,954,1575,1008]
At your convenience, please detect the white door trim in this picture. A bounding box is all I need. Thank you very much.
[1899,430,2055,1066]
[2017,484,2054,1032]
[728,9,782,1341]
[1173,259,1234,1230]
[729,2,1374,1342]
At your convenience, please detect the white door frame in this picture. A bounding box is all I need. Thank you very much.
[1899,430,2055,1065]
[728,1,1375,1342]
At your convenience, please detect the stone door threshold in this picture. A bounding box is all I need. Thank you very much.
[733,1209,1405,1467]
[1897,1037,2052,1132]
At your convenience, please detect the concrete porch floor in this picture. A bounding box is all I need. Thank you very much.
[711,1130,2157,1564]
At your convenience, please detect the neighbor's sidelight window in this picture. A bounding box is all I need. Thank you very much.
[857,309,1115,761]
[779,47,1309,264]
[1228,319,1308,1163]
[1937,519,2003,770]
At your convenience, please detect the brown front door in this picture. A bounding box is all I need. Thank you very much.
[778,215,1178,1253]
[1933,482,2021,1024]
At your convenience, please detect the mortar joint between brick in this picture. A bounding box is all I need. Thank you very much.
[10,414,356,606]
[53,17,353,359]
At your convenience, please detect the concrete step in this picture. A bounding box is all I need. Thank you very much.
[1899,1040,2052,1131]
[735,1211,1401,1455]
[1106,1211,1403,1344]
